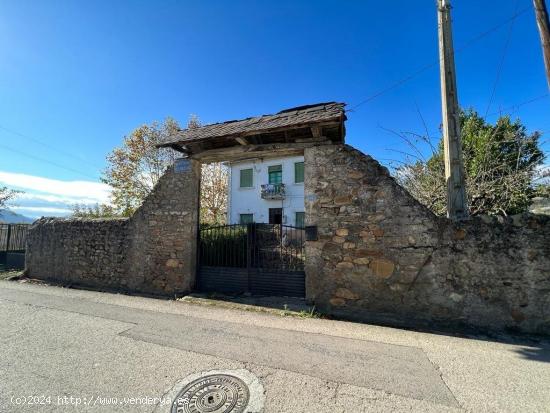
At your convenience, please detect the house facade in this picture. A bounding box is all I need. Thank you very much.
[227,155,305,227]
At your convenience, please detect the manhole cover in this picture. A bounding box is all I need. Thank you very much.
[171,374,249,413]
[161,369,264,413]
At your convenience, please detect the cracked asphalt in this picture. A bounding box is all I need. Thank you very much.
[0,280,549,412]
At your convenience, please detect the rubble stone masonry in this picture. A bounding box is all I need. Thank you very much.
[304,144,550,335]
[25,159,200,296]
[25,144,550,334]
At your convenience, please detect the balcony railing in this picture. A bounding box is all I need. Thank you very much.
[261,183,286,200]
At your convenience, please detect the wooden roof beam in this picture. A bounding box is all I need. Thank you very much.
[192,140,332,164]
[167,143,188,154]
[311,125,322,138]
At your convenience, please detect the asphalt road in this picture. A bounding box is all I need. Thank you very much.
[0,280,549,412]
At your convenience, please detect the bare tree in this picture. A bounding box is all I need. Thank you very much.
[200,163,228,225]
[0,187,21,210]
[184,114,228,224]
[89,115,229,222]
[102,117,180,215]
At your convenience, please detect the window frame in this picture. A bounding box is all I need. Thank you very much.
[239,168,253,188]
[239,213,254,224]
[294,161,304,184]
[268,164,283,185]
[295,211,305,228]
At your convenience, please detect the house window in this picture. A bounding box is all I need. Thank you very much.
[240,168,253,188]
[268,165,282,184]
[294,162,304,183]
[240,214,254,224]
[295,212,305,228]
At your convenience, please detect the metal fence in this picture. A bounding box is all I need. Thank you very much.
[199,223,305,271]
[0,224,29,271]
[198,223,306,297]
[0,224,29,252]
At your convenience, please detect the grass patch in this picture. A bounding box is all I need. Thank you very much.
[281,304,322,319]
[0,269,24,281]
[297,306,322,319]
[180,295,325,320]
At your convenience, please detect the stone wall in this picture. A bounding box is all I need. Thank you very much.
[126,159,200,295]
[25,218,129,289]
[25,143,550,334]
[305,144,550,335]
[25,159,200,296]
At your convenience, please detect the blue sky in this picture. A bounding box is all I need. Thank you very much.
[0,0,548,218]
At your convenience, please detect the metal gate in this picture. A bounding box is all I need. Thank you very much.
[0,224,29,271]
[198,223,305,297]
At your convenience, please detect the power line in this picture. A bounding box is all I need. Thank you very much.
[484,0,520,117]
[348,5,531,112]
[0,142,100,180]
[486,92,550,117]
[453,5,529,53]
[348,62,438,112]
[0,125,103,171]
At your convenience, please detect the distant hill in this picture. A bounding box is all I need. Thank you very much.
[0,209,34,224]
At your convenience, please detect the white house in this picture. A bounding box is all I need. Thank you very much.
[227,155,305,227]
[157,101,346,229]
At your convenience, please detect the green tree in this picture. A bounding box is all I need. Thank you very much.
[72,203,118,218]
[397,109,546,216]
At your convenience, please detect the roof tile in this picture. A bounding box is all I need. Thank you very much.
[161,102,346,146]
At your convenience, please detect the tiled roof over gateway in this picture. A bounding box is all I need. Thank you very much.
[160,102,346,146]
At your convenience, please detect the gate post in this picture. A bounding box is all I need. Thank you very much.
[126,158,201,295]
[303,146,326,303]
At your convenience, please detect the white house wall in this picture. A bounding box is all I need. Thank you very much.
[227,155,305,226]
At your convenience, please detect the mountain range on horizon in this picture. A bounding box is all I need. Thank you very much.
[0,209,35,224]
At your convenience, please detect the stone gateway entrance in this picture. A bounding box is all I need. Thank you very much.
[24,102,550,334]
[197,223,305,297]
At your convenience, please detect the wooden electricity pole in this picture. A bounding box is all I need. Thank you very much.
[437,0,469,221]
[533,0,550,90]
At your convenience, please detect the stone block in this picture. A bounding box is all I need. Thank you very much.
[335,261,354,269]
[371,227,384,237]
[334,195,353,205]
[329,297,346,306]
[335,228,349,237]
[369,259,395,278]
[335,288,359,300]
[165,258,180,268]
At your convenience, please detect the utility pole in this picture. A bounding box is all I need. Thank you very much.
[437,0,469,221]
[533,0,550,90]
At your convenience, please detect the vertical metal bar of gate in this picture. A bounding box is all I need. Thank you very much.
[246,223,252,292]
[5,225,11,252]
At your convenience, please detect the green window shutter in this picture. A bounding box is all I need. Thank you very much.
[240,168,253,187]
[240,214,254,224]
[295,212,305,228]
[294,162,304,183]
[268,164,282,184]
